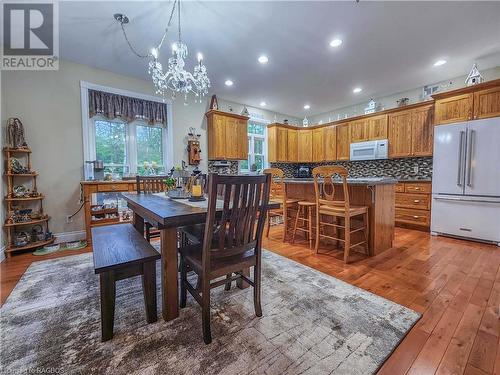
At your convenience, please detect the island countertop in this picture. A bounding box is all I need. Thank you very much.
[283,177,398,185]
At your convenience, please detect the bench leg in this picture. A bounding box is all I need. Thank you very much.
[142,260,157,323]
[100,272,115,342]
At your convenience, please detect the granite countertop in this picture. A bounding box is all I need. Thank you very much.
[283,177,398,185]
[397,178,432,183]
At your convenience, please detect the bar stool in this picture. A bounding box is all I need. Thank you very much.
[263,168,299,241]
[292,201,316,249]
[312,166,369,263]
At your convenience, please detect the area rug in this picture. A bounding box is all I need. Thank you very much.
[0,250,420,375]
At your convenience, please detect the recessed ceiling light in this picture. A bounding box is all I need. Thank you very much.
[353,87,362,94]
[224,79,234,86]
[258,55,269,64]
[304,104,311,110]
[260,101,267,107]
[329,39,343,48]
[434,59,447,67]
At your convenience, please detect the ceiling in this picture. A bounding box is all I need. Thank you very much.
[58,1,500,117]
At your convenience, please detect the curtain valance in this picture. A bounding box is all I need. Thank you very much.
[88,89,167,126]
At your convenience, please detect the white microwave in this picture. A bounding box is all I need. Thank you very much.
[350,139,388,161]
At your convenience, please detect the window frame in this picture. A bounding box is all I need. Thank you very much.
[239,117,269,173]
[80,81,172,180]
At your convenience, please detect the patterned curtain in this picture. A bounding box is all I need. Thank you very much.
[88,89,167,126]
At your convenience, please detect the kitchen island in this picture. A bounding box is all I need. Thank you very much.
[284,177,397,256]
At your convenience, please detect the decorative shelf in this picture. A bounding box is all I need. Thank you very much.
[6,237,55,253]
[3,216,51,228]
[4,195,45,201]
[3,147,32,154]
[4,173,38,177]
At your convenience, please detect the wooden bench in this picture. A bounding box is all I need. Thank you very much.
[92,224,161,341]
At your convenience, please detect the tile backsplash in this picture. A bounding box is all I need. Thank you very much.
[207,161,239,175]
[270,157,433,180]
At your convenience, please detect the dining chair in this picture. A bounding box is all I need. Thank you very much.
[263,168,298,241]
[312,166,369,263]
[178,173,271,344]
[136,175,168,242]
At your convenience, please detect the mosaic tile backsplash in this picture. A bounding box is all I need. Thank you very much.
[207,161,239,175]
[270,157,433,180]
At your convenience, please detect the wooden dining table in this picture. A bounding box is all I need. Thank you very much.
[121,192,279,322]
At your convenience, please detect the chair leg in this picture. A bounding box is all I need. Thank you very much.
[291,206,301,244]
[224,273,232,291]
[202,280,212,344]
[99,272,115,342]
[254,259,263,317]
[315,211,320,253]
[307,207,313,250]
[364,212,370,256]
[344,217,351,264]
[179,256,187,308]
[282,206,287,242]
[142,261,157,324]
[265,211,270,238]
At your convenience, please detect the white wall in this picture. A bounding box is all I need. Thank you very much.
[310,66,500,125]
[1,60,298,240]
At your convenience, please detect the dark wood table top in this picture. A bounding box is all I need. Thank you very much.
[122,192,279,228]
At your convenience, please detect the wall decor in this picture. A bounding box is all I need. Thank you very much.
[397,97,409,107]
[187,127,202,165]
[465,63,484,86]
[241,106,249,116]
[6,118,28,149]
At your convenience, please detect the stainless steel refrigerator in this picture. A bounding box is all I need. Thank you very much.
[431,117,500,245]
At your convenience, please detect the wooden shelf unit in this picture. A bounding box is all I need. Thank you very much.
[3,148,53,257]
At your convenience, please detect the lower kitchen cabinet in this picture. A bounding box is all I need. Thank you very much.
[395,181,432,230]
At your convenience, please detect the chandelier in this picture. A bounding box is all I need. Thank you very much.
[115,0,210,103]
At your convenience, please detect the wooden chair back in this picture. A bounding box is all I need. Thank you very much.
[202,174,271,266]
[136,175,169,194]
[263,167,286,204]
[312,166,350,211]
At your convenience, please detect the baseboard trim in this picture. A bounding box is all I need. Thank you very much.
[53,230,86,244]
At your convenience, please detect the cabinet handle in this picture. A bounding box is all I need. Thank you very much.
[414,200,420,203]
[414,187,421,191]
[413,215,419,219]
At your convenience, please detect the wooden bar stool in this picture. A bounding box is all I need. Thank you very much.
[263,168,299,241]
[292,201,316,249]
[312,166,369,263]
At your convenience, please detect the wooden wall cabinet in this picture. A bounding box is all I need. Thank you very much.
[268,125,288,162]
[323,125,337,161]
[206,110,248,160]
[312,128,324,162]
[434,93,473,125]
[287,128,298,162]
[336,123,350,160]
[368,114,388,140]
[388,104,433,158]
[298,129,313,162]
[473,86,500,120]
[349,119,370,143]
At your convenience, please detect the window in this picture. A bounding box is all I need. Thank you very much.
[240,121,267,172]
[92,117,167,178]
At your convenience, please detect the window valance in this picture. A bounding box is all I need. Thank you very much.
[88,89,167,126]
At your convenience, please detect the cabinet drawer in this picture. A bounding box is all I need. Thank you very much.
[396,208,430,226]
[97,183,129,192]
[395,183,405,193]
[395,193,430,210]
[405,182,431,194]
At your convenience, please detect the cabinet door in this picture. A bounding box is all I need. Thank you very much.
[298,129,312,162]
[267,127,278,163]
[276,127,288,161]
[336,123,350,160]
[208,114,226,159]
[473,86,500,120]
[388,110,412,158]
[224,117,239,159]
[349,119,369,143]
[287,129,298,162]
[368,114,388,140]
[411,105,434,156]
[323,125,337,161]
[312,128,324,162]
[237,119,249,160]
[435,93,473,125]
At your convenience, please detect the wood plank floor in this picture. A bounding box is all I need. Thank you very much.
[1,227,499,374]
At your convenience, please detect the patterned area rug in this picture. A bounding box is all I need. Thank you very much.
[0,251,419,374]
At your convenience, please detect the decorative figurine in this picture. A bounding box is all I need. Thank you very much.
[209,94,218,110]
[465,63,484,86]
[7,118,28,149]
[241,106,249,116]
[302,117,309,127]
[397,97,410,107]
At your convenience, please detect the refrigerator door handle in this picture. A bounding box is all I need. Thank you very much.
[466,129,475,187]
[457,130,465,186]
[434,196,500,204]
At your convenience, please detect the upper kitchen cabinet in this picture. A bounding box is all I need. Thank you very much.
[298,129,313,162]
[368,114,388,140]
[336,123,350,160]
[433,79,500,124]
[206,110,249,160]
[388,103,433,158]
[323,125,337,161]
[349,119,370,143]
[287,128,298,162]
[268,124,288,162]
[312,128,324,162]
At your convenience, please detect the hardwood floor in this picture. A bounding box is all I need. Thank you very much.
[1,227,499,374]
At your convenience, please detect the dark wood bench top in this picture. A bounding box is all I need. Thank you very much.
[92,224,160,274]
